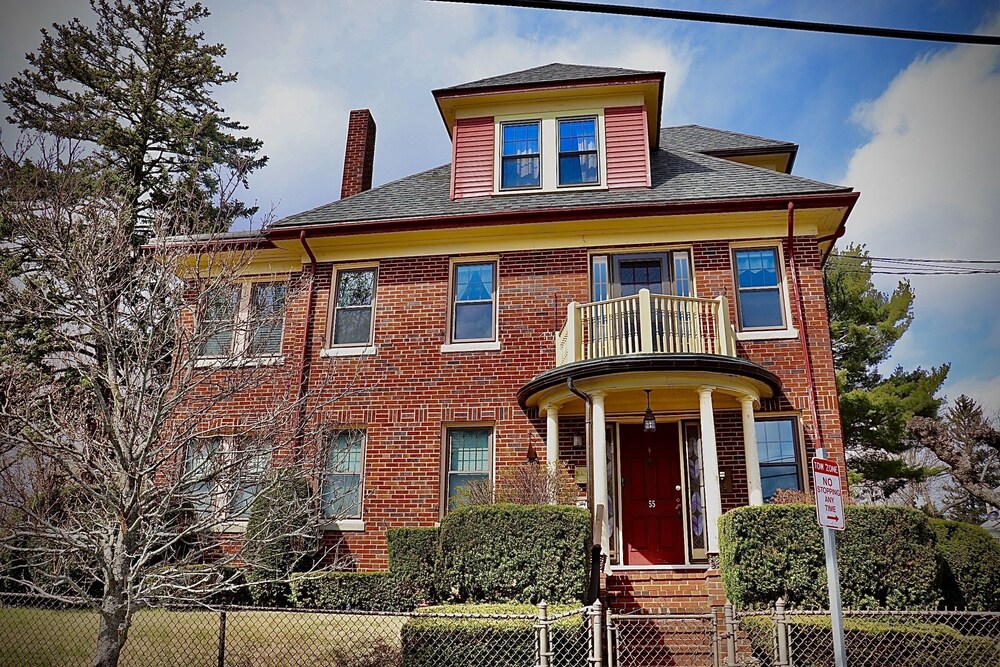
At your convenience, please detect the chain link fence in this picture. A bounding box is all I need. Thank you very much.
[0,593,593,667]
[606,608,721,667]
[733,603,1000,667]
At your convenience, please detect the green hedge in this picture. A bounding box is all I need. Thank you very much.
[387,526,439,605]
[930,518,1000,611]
[719,505,941,609]
[436,504,590,604]
[289,571,415,611]
[741,615,1000,667]
[401,603,585,667]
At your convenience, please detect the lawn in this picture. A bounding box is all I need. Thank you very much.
[0,606,408,667]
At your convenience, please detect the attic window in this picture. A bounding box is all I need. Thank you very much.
[501,122,540,189]
[558,118,599,185]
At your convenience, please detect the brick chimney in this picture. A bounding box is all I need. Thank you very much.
[341,109,376,199]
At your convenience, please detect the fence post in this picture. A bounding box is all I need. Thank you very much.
[536,600,550,667]
[638,289,653,353]
[216,609,227,667]
[774,598,790,667]
[724,603,738,667]
[589,599,604,667]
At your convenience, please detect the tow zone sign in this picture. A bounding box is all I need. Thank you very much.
[812,458,845,531]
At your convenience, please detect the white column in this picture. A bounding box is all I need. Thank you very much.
[698,386,723,555]
[741,396,764,506]
[591,391,609,556]
[544,404,560,466]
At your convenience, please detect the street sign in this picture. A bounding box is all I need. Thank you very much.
[812,457,845,531]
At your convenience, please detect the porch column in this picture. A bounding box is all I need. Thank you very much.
[544,404,560,466]
[740,396,764,506]
[591,391,610,556]
[698,386,723,555]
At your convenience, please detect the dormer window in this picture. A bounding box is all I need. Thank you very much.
[501,122,541,189]
[494,112,606,193]
[558,118,599,186]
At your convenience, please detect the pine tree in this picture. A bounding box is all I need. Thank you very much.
[825,244,948,496]
[2,0,265,234]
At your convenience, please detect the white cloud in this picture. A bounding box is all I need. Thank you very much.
[840,12,1000,408]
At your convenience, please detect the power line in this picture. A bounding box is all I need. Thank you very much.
[432,0,1000,46]
[827,255,1000,276]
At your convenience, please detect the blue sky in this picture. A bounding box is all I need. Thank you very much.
[3,0,999,412]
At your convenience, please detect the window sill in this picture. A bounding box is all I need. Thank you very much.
[320,345,377,358]
[493,184,607,196]
[194,356,285,369]
[735,327,798,342]
[440,341,501,353]
[212,521,248,534]
[323,519,365,532]
[610,564,710,572]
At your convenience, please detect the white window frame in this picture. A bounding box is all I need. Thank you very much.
[441,424,494,517]
[321,428,367,532]
[493,110,607,194]
[183,435,270,533]
[442,257,501,352]
[557,116,601,187]
[730,242,798,341]
[195,279,288,366]
[321,263,379,358]
[589,246,696,301]
[755,415,806,502]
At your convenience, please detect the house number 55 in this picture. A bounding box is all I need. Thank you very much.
[648,500,656,508]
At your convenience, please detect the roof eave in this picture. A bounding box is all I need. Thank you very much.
[267,190,859,241]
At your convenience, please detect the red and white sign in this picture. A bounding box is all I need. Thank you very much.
[812,458,846,531]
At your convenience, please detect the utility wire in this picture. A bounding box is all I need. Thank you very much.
[827,255,1000,276]
[432,0,1000,46]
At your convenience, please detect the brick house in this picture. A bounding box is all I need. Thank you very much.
[185,64,857,612]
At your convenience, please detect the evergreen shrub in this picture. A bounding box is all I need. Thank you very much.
[929,518,1000,611]
[289,571,415,611]
[400,603,584,667]
[718,504,940,609]
[436,504,590,604]
[387,526,439,605]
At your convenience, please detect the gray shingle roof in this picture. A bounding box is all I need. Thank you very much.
[274,135,849,228]
[659,125,796,153]
[438,63,660,92]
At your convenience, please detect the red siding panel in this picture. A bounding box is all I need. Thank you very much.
[605,106,650,189]
[451,116,495,200]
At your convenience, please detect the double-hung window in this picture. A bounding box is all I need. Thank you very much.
[197,281,287,360]
[733,248,786,330]
[330,267,377,347]
[199,286,241,358]
[444,427,492,513]
[501,122,540,189]
[451,261,496,342]
[755,418,802,501]
[184,437,269,524]
[558,118,598,186]
[322,430,365,521]
[248,283,286,356]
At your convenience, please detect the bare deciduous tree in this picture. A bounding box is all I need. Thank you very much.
[0,138,366,667]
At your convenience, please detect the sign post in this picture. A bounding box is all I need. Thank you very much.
[812,449,847,667]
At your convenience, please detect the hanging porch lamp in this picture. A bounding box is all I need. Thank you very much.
[643,389,657,432]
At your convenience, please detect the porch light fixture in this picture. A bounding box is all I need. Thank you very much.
[643,389,656,432]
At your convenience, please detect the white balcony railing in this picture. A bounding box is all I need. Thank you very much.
[554,289,737,366]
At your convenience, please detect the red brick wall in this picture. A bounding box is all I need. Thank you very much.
[180,234,844,576]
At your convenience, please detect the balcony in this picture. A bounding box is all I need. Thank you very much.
[555,289,737,366]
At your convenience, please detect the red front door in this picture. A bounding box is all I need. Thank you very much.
[620,424,685,565]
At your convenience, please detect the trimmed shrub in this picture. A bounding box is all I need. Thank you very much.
[244,468,317,607]
[400,603,585,667]
[387,526,439,605]
[719,504,940,609]
[436,504,590,604]
[289,571,415,611]
[741,615,1000,667]
[930,518,1000,611]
